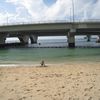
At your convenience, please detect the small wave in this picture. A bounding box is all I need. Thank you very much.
[0,64,18,67]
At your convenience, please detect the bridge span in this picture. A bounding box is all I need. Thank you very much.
[0,22,100,47]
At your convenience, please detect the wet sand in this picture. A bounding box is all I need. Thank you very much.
[0,62,100,100]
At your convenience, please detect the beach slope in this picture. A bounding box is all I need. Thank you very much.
[0,63,100,100]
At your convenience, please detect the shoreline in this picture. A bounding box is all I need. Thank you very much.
[0,61,100,68]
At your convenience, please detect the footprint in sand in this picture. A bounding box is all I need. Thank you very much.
[88,97,92,100]
[77,72,84,76]
[54,94,57,97]
[84,86,94,91]
[37,89,41,92]
[58,93,61,96]
[68,74,72,76]
[84,93,88,96]
[10,89,14,92]
[98,89,100,91]
[30,76,34,79]
[18,97,26,100]
[8,98,13,100]
[34,83,37,86]
[26,89,31,91]
[42,90,46,92]
[15,78,19,81]
[85,74,90,76]
[61,86,65,88]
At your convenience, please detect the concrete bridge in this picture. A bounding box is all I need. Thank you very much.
[0,21,100,47]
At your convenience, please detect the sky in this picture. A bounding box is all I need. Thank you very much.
[0,0,100,24]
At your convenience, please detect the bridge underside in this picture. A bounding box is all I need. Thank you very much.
[0,35,100,48]
[0,33,100,48]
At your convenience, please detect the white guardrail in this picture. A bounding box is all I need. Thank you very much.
[0,19,100,26]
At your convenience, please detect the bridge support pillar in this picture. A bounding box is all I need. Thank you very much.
[18,35,29,44]
[0,33,6,45]
[68,29,75,48]
[30,35,38,44]
[97,35,100,43]
[87,35,91,42]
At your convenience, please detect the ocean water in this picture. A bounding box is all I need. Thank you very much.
[0,36,100,64]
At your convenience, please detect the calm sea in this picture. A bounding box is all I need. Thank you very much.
[0,36,100,64]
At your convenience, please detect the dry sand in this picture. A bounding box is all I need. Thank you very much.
[0,62,100,100]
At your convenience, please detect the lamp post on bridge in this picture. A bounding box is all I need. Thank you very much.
[6,15,10,25]
[71,0,75,23]
[7,15,8,24]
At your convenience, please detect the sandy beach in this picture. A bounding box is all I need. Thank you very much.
[0,62,100,100]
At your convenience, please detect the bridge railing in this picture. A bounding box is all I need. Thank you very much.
[0,19,100,26]
[0,20,71,26]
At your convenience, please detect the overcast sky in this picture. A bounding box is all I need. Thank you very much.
[0,0,100,24]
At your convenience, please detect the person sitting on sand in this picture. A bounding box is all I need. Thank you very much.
[40,60,45,67]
